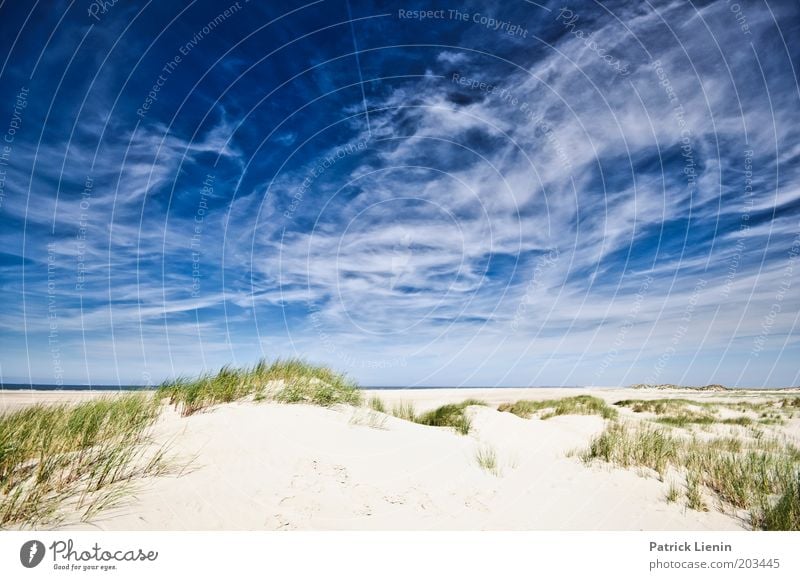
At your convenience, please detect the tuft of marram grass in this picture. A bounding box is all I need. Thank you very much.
[615,398,704,414]
[0,394,167,528]
[158,358,361,416]
[780,397,800,409]
[476,445,498,475]
[617,397,798,425]
[615,398,789,429]
[499,395,617,421]
[581,422,678,476]
[655,412,716,428]
[666,481,680,503]
[581,421,800,529]
[391,401,417,422]
[759,474,800,530]
[685,472,707,511]
[413,399,485,435]
[368,396,386,414]
[349,408,388,430]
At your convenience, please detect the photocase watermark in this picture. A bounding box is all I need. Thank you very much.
[190,174,214,298]
[0,86,29,210]
[87,0,122,22]
[136,1,245,118]
[451,73,572,171]
[724,0,752,36]
[751,228,800,357]
[20,540,46,568]
[283,138,370,220]
[652,60,697,197]
[47,242,64,386]
[510,248,560,332]
[555,7,631,77]
[721,149,753,298]
[594,275,654,379]
[397,9,529,38]
[20,538,158,572]
[75,175,94,292]
[645,278,707,383]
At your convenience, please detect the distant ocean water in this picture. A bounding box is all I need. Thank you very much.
[1,383,589,391]
[1,384,157,391]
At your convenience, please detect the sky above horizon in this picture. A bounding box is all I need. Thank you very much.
[0,0,798,387]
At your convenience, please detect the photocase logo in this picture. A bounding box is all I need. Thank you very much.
[20,540,45,568]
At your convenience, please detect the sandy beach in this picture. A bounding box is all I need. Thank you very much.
[3,386,797,531]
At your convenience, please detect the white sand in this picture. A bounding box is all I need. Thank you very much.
[0,389,800,530]
[3,387,796,530]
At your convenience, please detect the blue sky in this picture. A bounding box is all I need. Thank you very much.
[0,0,798,387]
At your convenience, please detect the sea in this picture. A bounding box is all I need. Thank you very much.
[1,383,589,391]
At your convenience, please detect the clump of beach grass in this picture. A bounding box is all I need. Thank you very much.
[368,396,386,414]
[616,398,779,429]
[580,420,800,529]
[158,358,361,416]
[476,445,499,475]
[391,401,417,422]
[581,422,678,476]
[349,408,388,430]
[665,481,680,503]
[615,398,700,414]
[413,399,486,435]
[685,472,707,511]
[0,394,168,528]
[618,397,800,419]
[780,397,800,409]
[758,474,800,530]
[655,411,717,428]
[499,395,617,421]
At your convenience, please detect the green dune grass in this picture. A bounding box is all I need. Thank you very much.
[498,395,617,420]
[0,394,166,527]
[580,421,800,530]
[158,358,361,415]
[413,399,486,435]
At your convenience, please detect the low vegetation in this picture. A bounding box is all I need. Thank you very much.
[158,358,361,416]
[0,394,168,528]
[582,422,677,475]
[475,445,498,475]
[368,396,386,414]
[780,397,800,409]
[615,398,701,414]
[349,408,388,430]
[615,397,796,428]
[580,420,800,529]
[498,395,617,421]
[760,475,800,530]
[391,401,417,422]
[665,481,680,503]
[654,414,715,427]
[685,472,707,511]
[413,399,486,435]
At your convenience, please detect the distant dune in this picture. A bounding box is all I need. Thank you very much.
[630,383,800,392]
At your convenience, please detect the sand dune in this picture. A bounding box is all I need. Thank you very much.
[3,387,773,531]
[4,387,798,530]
